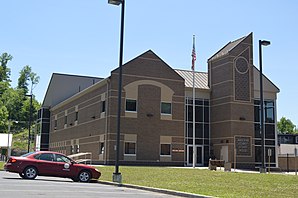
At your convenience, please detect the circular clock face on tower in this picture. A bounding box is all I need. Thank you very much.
[235,57,249,74]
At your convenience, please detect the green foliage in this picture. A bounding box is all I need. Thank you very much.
[0,102,9,132]
[0,52,12,82]
[0,52,12,94]
[21,95,40,122]
[12,130,29,152]
[1,88,25,122]
[0,52,41,153]
[277,117,296,134]
[18,65,40,94]
[99,166,297,198]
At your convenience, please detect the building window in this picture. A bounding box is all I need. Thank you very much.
[124,142,136,155]
[126,99,137,112]
[76,145,80,153]
[64,116,67,125]
[71,145,75,154]
[54,119,57,129]
[254,99,277,166]
[161,102,172,114]
[100,142,104,154]
[160,144,171,156]
[101,101,106,113]
[75,112,78,121]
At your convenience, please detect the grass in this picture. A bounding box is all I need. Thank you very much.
[0,162,4,170]
[97,166,298,198]
[1,162,296,197]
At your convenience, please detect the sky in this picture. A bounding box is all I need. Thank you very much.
[1,0,298,125]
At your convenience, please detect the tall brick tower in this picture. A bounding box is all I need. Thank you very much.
[208,33,255,168]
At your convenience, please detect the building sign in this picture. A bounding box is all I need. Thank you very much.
[235,136,251,156]
[172,149,184,153]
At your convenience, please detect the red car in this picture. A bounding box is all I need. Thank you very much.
[4,151,101,182]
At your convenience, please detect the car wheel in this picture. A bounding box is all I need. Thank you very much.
[78,170,91,182]
[23,166,38,179]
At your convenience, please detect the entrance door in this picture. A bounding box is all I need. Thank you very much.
[187,145,203,166]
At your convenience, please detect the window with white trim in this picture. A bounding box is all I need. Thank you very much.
[124,142,136,155]
[101,101,106,113]
[161,102,172,114]
[99,142,104,154]
[160,144,171,156]
[126,99,137,112]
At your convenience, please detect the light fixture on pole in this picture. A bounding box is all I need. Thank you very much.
[108,0,125,183]
[259,39,270,173]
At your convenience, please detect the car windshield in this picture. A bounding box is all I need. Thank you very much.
[21,152,36,157]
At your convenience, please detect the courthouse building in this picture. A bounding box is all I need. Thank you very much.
[38,33,279,168]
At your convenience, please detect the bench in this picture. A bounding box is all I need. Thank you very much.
[208,159,225,170]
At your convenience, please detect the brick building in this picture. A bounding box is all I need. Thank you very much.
[38,33,279,168]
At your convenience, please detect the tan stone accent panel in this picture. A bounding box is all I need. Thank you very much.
[161,114,172,120]
[125,111,137,118]
[124,134,137,142]
[160,156,171,162]
[160,136,172,144]
[124,155,136,161]
[124,80,174,101]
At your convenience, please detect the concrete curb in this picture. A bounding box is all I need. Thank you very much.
[97,180,213,198]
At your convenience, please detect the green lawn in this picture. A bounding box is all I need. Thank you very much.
[98,166,298,198]
[1,162,297,197]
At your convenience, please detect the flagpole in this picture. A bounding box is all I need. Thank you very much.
[192,35,196,168]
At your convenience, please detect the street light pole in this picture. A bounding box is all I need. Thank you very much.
[259,39,270,173]
[26,94,33,153]
[108,0,125,183]
[7,120,11,158]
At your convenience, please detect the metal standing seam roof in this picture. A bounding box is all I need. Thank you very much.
[175,69,209,90]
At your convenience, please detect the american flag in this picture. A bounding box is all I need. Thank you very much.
[191,35,196,71]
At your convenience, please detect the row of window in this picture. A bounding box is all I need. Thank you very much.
[185,98,210,145]
[126,99,172,114]
[254,100,275,123]
[54,101,106,129]
[54,99,171,129]
[254,99,276,143]
[254,99,276,165]
[186,123,210,139]
[185,98,210,123]
[185,98,210,106]
[101,142,172,156]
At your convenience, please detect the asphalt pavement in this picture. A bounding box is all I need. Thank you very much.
[0,171,182,198]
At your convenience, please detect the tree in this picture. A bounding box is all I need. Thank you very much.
[0,54,40,137]
[0,52,12,81]
[1,88,26,122]
[0,100,9,132]
[18,65,40,95]
[277,117,296,134]
[0,52,12,93]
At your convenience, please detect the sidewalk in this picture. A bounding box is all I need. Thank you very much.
[168,166,298,175]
